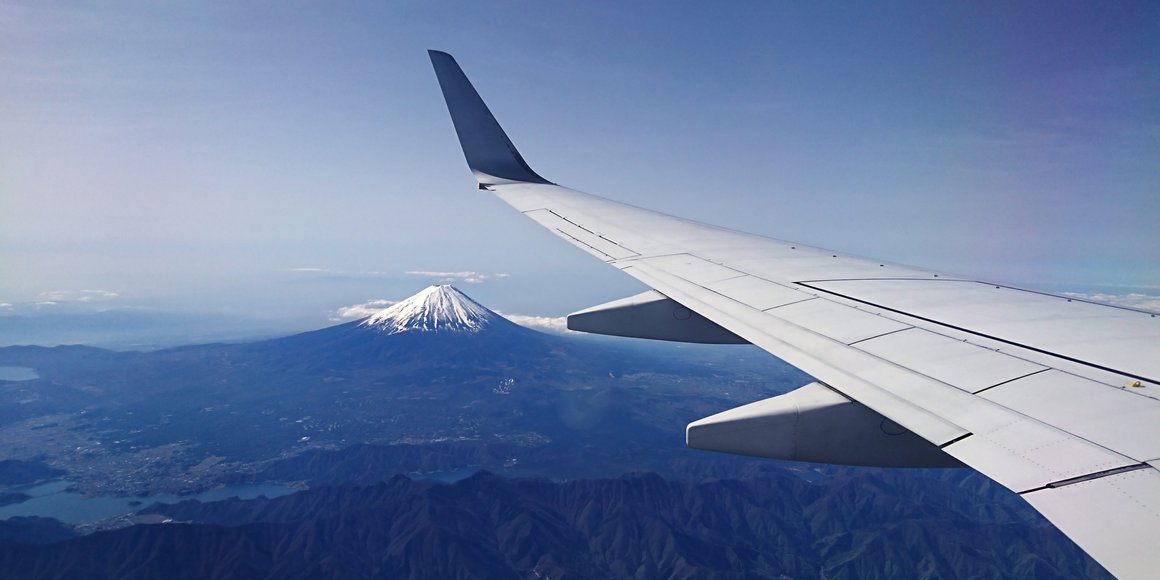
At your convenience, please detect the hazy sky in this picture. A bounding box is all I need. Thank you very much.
[2,1,1157,328]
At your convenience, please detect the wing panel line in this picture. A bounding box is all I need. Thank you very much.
[971,368,1052,395]
[796,281,1160,386]
[848,327,912,346]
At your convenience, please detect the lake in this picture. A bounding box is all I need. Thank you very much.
[0,367,38,381]
[0,480,298,523]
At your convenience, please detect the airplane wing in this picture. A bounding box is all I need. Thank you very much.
[428,50,1160,578]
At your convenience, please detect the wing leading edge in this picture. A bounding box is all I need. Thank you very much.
[428,50,1160,578]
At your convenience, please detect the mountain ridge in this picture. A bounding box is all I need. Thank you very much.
[0,470,1109,579]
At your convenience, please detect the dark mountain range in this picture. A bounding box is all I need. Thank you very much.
[0,517,77,545]
[0,470,1109,579]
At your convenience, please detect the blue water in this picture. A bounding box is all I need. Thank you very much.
[0,367,38,381]
[407,466,482,483]
[0,480,298,523]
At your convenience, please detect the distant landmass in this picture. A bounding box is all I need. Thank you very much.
[0,309,302,351]
[0,285,1110,577]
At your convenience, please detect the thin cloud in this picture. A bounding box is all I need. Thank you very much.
[286,268,391,279]
[1060,292,1160,314]
[331,299,397,321]
[498,312,573,334]
[405,271,509,284]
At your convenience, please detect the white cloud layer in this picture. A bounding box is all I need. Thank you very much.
[405,271,509,284]
[496,312,572,333]
[38,289,119,303]
[1060,292,1160,314]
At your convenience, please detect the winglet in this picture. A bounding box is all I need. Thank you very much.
[428,50,551,187]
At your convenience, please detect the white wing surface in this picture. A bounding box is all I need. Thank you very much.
[429,50,1160,578]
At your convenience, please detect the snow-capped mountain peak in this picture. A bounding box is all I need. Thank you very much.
[360,285,499,334]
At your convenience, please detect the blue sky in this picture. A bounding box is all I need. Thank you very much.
[2,1,1157,331]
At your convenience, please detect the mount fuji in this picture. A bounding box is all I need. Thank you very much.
[359,285,509,335]
[238,284,557,368]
